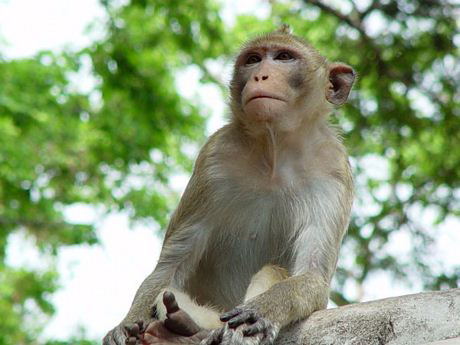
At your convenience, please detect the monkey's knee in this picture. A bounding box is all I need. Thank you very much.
[244,265,289,301]
[154,288,223,330]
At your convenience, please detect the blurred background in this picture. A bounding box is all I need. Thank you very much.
[0,0,459,344]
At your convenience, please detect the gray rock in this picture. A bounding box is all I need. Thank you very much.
[276,288,460,345]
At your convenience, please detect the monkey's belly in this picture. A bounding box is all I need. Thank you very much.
[185,259,252,311]
[184,226,294,311]
[182,180,304,311]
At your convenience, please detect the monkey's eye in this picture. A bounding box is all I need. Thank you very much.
[245,54,261,65]
[275,51,294,61]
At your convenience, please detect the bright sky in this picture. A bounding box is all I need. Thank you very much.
[1,0,459,342]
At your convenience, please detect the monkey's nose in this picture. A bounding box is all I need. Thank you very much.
[254,75,269,82]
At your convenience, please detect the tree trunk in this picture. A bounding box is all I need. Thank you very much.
[276,288,460,345]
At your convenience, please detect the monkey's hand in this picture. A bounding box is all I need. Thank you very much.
[103,321,146,345]
[201,304,280,345]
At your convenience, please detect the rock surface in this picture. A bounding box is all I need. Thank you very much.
[276,288,460,345]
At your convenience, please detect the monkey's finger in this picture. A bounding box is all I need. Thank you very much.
[220,308,241,322]
[163,291,180,314]
[220,327,242,345]
[200,327,224,345]
[135,321,145,333]
[261,328,278,345]
[261,321,279,345]
[125,323,140,336]
[242,318,267,336]
[125,336,138,345]
[227,310,257,328]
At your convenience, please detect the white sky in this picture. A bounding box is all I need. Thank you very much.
[1,0,459,342]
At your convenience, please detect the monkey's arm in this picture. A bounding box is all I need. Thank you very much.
[130,154,216,318]
[104,146,215,345]
[122,219,211,324]
[103,223,210,345]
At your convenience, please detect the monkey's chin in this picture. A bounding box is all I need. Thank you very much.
[244,99,286,123]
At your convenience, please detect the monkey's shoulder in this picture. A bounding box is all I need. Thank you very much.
[192,125,236,166]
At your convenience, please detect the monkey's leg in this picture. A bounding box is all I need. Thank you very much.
[162,291,203,336]
[155,288,223,331]
[244,265,289,302]
[128,292,211,345]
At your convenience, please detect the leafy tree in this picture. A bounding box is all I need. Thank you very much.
[86,0,228,226]
[0,52,97,344]
[1,0,226,342]
[0,0,458,344]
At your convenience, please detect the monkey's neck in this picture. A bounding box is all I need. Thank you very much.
[265,123,278,181]
[238,121,280,180]
[236,117,327,182]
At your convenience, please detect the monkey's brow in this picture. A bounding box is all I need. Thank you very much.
[238,45,303,62]
[243,43,303,53]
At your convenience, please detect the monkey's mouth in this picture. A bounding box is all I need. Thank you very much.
[246,93,286,105]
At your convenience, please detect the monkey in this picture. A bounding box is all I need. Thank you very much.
[103,24,355,345]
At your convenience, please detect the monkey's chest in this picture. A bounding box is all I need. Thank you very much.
[186,183,305,309]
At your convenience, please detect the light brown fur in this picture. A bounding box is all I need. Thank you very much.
[104,27,355,345]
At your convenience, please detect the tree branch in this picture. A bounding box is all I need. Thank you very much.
[195,61,227,93]
[303,0,390,77]
[303,0,366,36]
[276,288,460,345]
[361,0,382,20]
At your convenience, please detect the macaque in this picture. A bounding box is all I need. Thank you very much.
[103,24,355,345]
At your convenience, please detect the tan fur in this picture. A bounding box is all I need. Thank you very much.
[104,26,355,345]
[244,265,289,302]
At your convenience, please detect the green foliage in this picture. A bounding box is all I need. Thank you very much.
[0,265,58,344]
[0,0,458,343]
[0,51,101,343]
[0,53,98,254]
[84,0,229,226]
[1,1,227,343]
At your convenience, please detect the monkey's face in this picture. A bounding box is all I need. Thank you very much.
[230,34,355,134]
[230,39,330,132]
[236,46,307,124]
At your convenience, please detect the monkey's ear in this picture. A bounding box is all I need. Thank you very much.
[326,63,355,106]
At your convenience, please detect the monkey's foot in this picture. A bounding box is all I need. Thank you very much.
[138,291,211,345]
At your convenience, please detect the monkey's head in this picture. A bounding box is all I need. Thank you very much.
[230,25,355,132]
